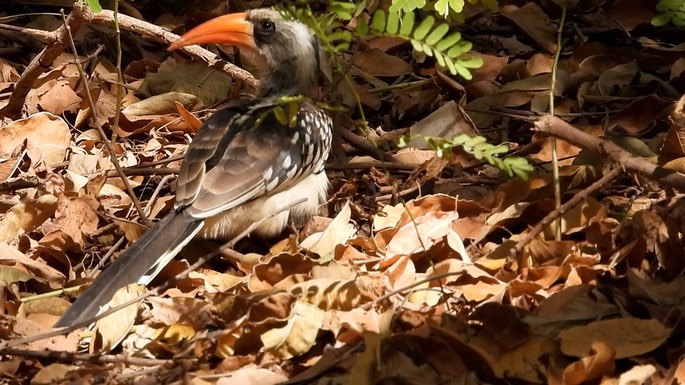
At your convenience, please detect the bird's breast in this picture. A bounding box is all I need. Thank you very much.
[199,171,329,240]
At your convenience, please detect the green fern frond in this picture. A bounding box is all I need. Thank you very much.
[653,0,685,26]
[389,0,428,14]
[400,134,534,180]
[361,10,483,79]
[390,0,497,17]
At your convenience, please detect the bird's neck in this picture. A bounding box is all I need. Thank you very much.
[258,65,317,98]
[257,42,319,98]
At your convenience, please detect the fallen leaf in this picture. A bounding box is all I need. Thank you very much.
[559,317,670,359]
[0,112,70,165]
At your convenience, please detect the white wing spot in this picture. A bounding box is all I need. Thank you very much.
[263,166,273,181]
[267,177,279,191]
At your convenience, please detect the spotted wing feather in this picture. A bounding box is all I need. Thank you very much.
[176,99,329,219]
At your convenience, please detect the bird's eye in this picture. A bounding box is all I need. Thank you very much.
[257,20,275,34]
[254,19,276,43]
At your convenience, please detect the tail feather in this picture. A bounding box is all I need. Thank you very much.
[54,212,203,328]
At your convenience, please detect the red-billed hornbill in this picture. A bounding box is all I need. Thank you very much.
[55,9,332,327]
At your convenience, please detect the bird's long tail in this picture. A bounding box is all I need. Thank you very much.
[54,211,204,328]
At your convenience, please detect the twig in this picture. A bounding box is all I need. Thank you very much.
[339,127,391,161]
[2,5,86,119]
[0,178,39,192]
[78,6,256,87]
[509,166,622,262]
[376,182,422,202]
[548,0,569,241]
[109,0,125,145]
[534,115,685,190]
[0,4,257,119]
[367,79,431,94]
[0,23,55,41]
[104,166,179,177]
[327,161,415,172]
[0,347,180,366]
[60,9,150,227]
[362,271,470,311]
[91,236,127,276]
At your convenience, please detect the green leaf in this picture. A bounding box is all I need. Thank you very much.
[334,42,351,52]
[386,11,400,34]
[288,101,299,128]
[445,57,457,75]
[455,62,473,80]
[397,135,411,147]
[652,12,673,26]
[85,0,102,12]
[450,0,465,12]
[435,0,450,16]
[370,11,386,33]
[422,42,433,56]
[399,12,416,36]
[331,1,355,20]
[328,31,352,44]
[426,23,449,45]
[413,15,435,40]
[358,16,369,36]
[434,51,446,67]
[273,106,288,126]
[436,31,462,51]
[458,56,484,68]
[390,0,427,13]
[331,1,357,15]
[673,13,685,26]
[389,0,409,13]
[446,41,471,58]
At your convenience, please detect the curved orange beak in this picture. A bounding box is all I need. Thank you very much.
[168,12,255,51]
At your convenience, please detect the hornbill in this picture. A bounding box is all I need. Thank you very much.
[55,9,332,328]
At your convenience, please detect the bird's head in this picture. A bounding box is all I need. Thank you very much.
[169,8,320,98]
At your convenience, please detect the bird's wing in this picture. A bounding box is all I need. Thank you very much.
[176,99,314,219]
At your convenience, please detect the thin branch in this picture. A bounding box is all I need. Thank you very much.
[78,5,256,87]
[2,5,86,119]
[0,3,257,119]
[60,9,150,226]
[339,127,392,161]
[509,166,623,262]
[534,115,685,190]
[0,178,39,192]
[548,0,569,241]
[0,347,182,366]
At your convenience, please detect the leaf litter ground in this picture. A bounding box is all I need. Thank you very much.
[1,0,685,384]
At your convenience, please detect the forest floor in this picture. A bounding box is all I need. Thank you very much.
[1,0,685,384]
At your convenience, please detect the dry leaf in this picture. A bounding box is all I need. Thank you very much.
[0,112,69,165]
[261,301,324,359]
[559,317,670,359]
[91,284,146,352]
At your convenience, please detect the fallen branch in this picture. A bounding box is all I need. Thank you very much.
[2,5,86,119]
[0,347,180,366]
[534,115,685,191]
[80,6,256,88]
[509,166,622,261]
[0,3,257,119]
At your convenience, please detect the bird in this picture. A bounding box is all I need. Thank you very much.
[54,8,333,328]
